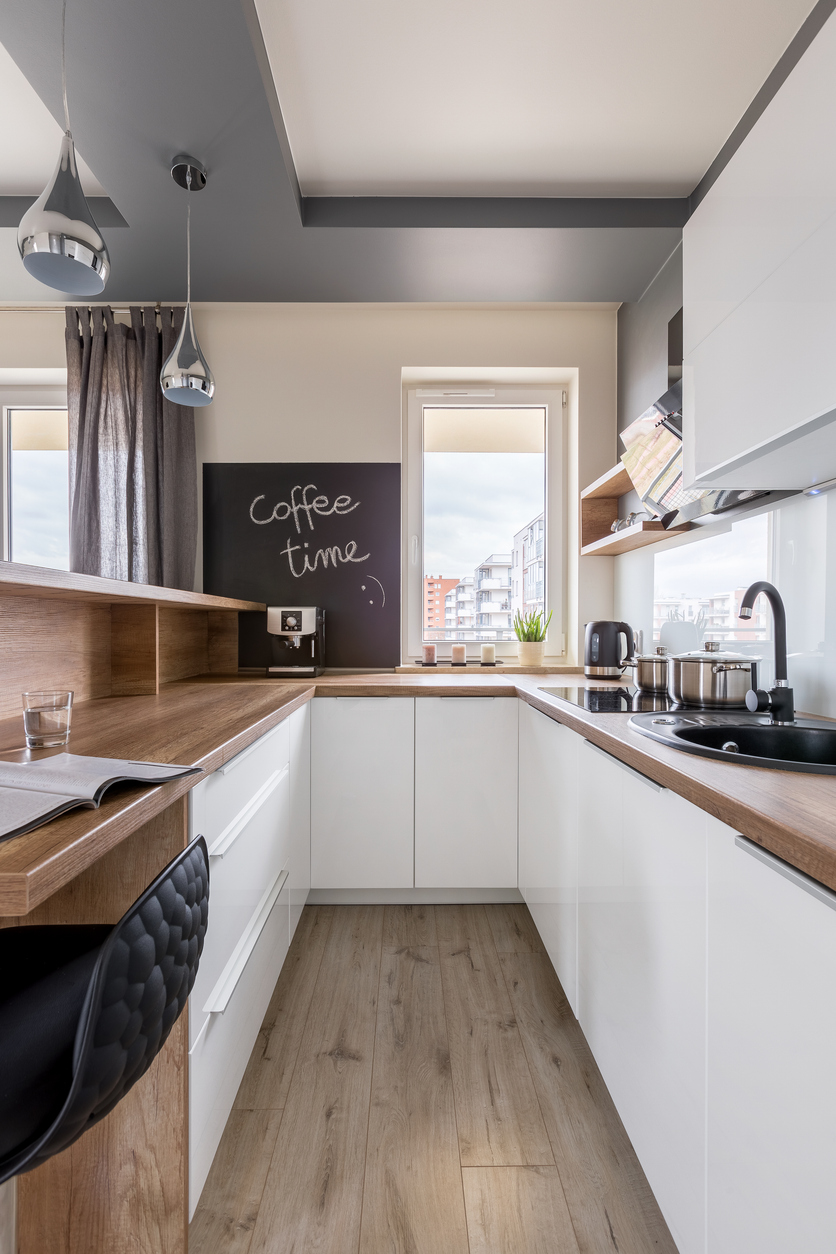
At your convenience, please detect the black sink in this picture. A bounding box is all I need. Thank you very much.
[629,711,836,774]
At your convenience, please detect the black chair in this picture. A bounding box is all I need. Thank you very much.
[0,835,209,1184]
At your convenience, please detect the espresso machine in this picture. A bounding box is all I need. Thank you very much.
[266,606,325,676]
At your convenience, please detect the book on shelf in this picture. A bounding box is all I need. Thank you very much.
[0,753,201,841]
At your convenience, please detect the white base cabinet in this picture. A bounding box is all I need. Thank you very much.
[415,697,518,888]
[187,708,310,1216]
[518,702,579,1013]
[706,820,836,1253]
[576,739,706,1254]
[311,697,415,888]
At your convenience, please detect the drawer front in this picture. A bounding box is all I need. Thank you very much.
[189,872,290,1215]
[190,720,290,846]
[190,763,289,1047]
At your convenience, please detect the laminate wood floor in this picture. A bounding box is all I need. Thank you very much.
[190,904,678,1254]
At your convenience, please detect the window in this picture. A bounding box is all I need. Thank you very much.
[6,408,70,570]
[406,386,564,661]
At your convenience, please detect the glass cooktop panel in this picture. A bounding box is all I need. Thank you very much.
[540,686,674,713]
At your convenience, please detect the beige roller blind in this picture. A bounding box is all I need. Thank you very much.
[423,407,545,453]
[10,409,69,451]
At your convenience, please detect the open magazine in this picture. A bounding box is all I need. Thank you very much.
[0,753,202,842]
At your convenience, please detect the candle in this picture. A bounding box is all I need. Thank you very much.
[451,644,467,664]
[422,644,436,665]
[481,643,496,664]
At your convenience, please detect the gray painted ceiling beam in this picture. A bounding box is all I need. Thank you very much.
[302,196,690,229]
[690,0,836,211]
[0,196,128,228]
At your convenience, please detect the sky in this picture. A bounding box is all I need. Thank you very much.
[653,512,768,600]
[11,450,70,570]
[423,451,545,578]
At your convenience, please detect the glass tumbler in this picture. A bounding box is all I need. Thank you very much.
[22,691,74,748]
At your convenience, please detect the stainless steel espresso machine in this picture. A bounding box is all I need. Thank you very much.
[266,606,325,676]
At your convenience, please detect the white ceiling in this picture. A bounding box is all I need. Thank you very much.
[254,0,817,197]
[0,40,105,196]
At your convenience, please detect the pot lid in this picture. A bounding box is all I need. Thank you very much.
[633,646,669,661]
[671,640,761,663]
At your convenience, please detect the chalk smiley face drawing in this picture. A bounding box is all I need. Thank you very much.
[361,577,386,608]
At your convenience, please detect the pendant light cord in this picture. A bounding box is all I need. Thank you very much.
[61,0,71,135]
[186,168,192,306]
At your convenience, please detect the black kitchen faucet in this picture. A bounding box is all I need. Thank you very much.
[739,580,795,724]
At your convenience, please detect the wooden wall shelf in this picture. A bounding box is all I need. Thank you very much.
[580,463,689,555]
[0,561,264,611]
[580,519,689,556]
[0,562,265,719]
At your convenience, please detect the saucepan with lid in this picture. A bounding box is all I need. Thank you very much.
[629,645,669,694]
[667,640,760,709]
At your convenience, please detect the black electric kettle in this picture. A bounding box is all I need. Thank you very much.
[584,621,634,678]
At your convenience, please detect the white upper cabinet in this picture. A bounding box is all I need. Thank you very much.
[683,10,836,490]
[706,819,836,1253]
[311,697,415,889]
[518,701,579,1014]
[414,697,518,888]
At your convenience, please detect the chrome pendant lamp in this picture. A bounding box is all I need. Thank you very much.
[160,156,215,408]
[17,0,110,295]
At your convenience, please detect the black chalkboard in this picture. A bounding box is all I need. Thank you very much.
[203,463,401,669]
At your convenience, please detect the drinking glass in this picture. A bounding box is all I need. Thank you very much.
[22,691,74,748]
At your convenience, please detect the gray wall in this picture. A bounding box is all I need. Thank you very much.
[617,242,682,435]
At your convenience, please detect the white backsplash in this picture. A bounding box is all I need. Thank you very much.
[614,491,836,719]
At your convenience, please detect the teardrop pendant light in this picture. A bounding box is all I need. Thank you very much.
[18,0,110,295]
[160,156,215,407]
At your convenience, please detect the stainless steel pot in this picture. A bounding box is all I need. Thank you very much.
[667,641,760,709]
[630,646,669,694]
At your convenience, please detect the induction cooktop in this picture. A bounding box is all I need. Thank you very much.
[539,685,674,714]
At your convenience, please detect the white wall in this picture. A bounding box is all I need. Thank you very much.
[0,302,618,663]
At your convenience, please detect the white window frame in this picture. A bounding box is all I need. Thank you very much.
[1,384,69,563]
[404,384,565,663]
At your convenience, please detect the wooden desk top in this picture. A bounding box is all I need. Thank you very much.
[3,670,836,915]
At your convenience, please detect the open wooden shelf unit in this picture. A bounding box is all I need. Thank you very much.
[580,462,689,555]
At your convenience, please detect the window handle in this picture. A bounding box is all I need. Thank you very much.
[411,535,419,566]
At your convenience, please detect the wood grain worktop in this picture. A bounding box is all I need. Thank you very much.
[3,670,836,915]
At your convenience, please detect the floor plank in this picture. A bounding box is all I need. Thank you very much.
[248,906,383,1254]
[359,945,469,1254]
[382,903,437,947]
[500,952,679,1254]
[235,905,335,1111]
[189,1109,283,1254]
[462,1166,581,1254]
[435,902,495,949]
[485,904,546,955]
[439,937,554,1168]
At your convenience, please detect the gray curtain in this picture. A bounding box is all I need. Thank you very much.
[65,305,198,590]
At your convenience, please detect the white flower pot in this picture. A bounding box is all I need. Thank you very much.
[517,640,546,667]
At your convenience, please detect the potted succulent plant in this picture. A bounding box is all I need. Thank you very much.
[513,608,552,667]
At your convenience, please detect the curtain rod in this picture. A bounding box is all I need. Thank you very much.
[0,304,181,314]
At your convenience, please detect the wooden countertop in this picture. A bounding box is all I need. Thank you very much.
[3,670,836,915]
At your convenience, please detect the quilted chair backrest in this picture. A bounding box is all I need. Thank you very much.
[25,835,209,1170]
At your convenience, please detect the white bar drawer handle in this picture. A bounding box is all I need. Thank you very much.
[208,764,289,859]
[735,836,836,911]
[203,868,289,1015]
[583,739,666,793]
[220,723,282,775]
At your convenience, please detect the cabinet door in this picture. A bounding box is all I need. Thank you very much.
[286,702,311,942]
[518,702,579,1013]
[415,697,518,888]
[706,820,836,1253]
[311,697,414,888]
[578,741,707,1254]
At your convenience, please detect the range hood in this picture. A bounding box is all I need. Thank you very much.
[623,381,798,530]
